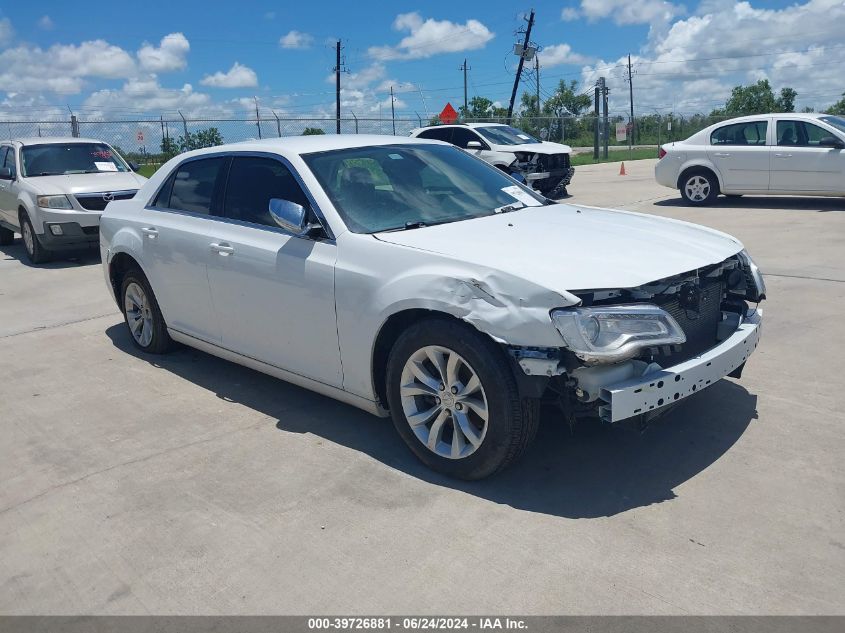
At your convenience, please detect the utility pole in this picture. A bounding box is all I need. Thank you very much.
[626,54,635,147]
[460,59,470,115]
[593,81,600,160]
[253,97,262,139]
[335,40,342,134]
[390,86,396,135]
[507,8,535,123]
[535,55,541,115]
[601,78,609,160]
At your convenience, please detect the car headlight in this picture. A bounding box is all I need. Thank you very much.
[737,249,766,302]
[36,195,73,210]
[551,304,686,365]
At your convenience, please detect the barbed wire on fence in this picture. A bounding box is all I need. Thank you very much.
[0,112,737,166]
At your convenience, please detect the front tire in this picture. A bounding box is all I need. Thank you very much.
[680,169,719,206]
[385,319,539,480]
[19,212,51,264]
[120,268,172,354]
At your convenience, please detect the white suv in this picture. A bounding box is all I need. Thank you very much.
[0,137,147,263]
[655,113,845,205]
[410,123,575,198]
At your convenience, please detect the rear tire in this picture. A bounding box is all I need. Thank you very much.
[680,169,719,206]
[0,225,13,246]
[385,318,539,480]
[120,268,172,354]
[19,212,51,264]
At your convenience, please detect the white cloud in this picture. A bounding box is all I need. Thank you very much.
[37,15,54,31]
[84,77,229,118]
[280,30,313,49]
[369,12,494,61]
[137,33,189,72]
[200,62,258,88]
[0,17,14,46]
[579,1,845,114]
[564,0,684,26]
[0,39,136,95]
[539,43,593,67]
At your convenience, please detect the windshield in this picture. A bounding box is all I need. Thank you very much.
[475,125,541,145]
[302,143,546,233]
[819,115,845,134]
[21,143,129,177]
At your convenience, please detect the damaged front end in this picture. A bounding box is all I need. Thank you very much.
[508,251,765,427]
[511,151,575,197]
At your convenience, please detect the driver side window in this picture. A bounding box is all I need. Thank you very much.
[223,156,310,228]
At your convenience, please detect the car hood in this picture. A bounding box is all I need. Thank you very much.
[23,171,147,195]
[491,140,572,154]
[374,204,743,291]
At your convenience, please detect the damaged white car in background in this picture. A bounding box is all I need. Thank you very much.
[100,135,764,480]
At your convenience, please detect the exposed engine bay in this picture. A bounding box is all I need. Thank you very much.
[511,151,575,198]
[508,253,765,427]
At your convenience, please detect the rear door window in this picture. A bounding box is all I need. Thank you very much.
[164,157,227,215]
[710,121,768,146]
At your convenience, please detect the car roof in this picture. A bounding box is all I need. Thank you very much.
[178,134,445,158]
[10,137,109,146]
[713,112,830,124]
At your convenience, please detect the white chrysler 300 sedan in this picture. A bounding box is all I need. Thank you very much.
[100,135,765,479]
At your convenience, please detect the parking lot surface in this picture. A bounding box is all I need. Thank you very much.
[1,159,843,614]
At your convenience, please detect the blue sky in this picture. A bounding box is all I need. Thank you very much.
[1,1,843,120]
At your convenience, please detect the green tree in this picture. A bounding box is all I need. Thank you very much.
[459,96,507,120]
[721,79,798,115]
[175,127,224,152]
[160,136,179,160]
[826,93,845,115]
[302,127,326,135]
[542,80,593,117]
[776,87,797,112]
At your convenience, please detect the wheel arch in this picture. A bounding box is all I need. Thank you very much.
[676,162,723,191]
[108,251,148,309]
[370,308,502,409]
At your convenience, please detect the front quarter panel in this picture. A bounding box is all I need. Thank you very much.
[334,232,580,401]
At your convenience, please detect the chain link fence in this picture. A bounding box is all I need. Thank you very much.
[0,112,737,171]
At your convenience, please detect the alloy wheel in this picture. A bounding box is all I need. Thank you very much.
[22,220,34,256]
[684,175,711,202]
[399,345,489,459]
[124,282,154,348]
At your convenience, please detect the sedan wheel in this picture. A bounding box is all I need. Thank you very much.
[124,282,155,348]
[399,345,489,460]
[680,170,719,206]
[386,319,539,479]
[120,268,172,354]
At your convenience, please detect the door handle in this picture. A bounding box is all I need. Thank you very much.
[774,153,793,158]
[210,242,235,256]
[713,152,731,157]
[140,227,158,239]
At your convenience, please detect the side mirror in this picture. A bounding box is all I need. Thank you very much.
[819,136,845,149]
[0,167,12,180]
[268,198,319,236]
[128,161,140,171]
[466,141,483,150]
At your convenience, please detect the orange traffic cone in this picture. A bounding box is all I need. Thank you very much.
[619,162,627,176]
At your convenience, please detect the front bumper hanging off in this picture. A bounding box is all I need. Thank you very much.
[598,309,763,423]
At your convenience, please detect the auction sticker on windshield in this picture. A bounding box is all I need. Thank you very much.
[502,185,542,206]
[94,162,118,172]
